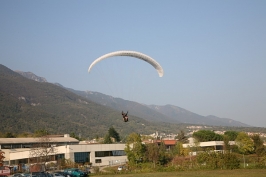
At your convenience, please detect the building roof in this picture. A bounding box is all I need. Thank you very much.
[183,141,235,148]
[142,139,177,146]
[0,137,79,144]
[163,140,177,145]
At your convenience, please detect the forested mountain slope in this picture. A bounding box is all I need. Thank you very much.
[13,67,250,127]
[0,64,179,138]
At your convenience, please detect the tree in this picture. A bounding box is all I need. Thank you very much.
[0,150,5,167]
[124,133,145,165]
[145,143,160,168]
[34,129,49,137]
[235,132,254,155]
[103,134,112,144]
[29,134,57,170]
[174,141,189,156]
[144,141,167,167]
[223,135,231,151]
[251,134,265,157]
[59,158,76,169]
[4,132,16,138]
[158,141,167,165]
[224,131,239,141]
[193,130,223,142]
[177,130,188,143]
[70,132,82,141]
[196,151,240,169]
[108,127,121,142]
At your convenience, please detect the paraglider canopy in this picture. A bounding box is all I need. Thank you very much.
[88,50,164,77]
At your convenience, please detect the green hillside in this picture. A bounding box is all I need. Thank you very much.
[0,64,189,138]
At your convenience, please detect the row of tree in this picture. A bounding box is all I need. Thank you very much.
[192,130,265,157]
[121,130,266,171]
[123,132,241,170]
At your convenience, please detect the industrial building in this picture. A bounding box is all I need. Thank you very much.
[0,134,127,170]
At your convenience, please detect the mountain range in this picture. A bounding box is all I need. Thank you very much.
[0,64,251,139]
[0,64,185,138]
[10,65,249,127]
[69,89,249,127]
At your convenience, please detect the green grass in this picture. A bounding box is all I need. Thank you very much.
[92,169,266,177]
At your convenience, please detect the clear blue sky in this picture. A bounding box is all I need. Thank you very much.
[1,1,266,127]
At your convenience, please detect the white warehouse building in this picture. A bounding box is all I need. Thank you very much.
[0,135,127,168]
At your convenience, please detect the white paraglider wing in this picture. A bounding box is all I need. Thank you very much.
[88,51,164,77]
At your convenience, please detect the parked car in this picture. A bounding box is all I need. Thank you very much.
[53,171,72,177]
[12,173,31,177]
[20,173,32,177]
[31,172,50,177]
[13,173,23,177]
[51,173,65,177]
[117,166,127,171]
[63,169,85,177]
[117,166,123,171]
[80,171,89,177]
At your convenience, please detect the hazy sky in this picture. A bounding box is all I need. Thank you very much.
[1,1,266,127]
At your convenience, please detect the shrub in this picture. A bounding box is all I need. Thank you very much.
[196,152,240,170]
[171,155,197,170]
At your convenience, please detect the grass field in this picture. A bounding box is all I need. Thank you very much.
[92,169,266,177]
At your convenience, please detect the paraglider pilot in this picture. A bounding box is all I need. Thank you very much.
[122,111,129,122]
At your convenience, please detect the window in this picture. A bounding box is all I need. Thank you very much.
[55,154,65,160]
[95,150,126,157]
[23,144,32,148]
[12,144,22,149]
[95,159,102,163]
[74,152,90,163]
[1,144,11,149]
[112,150,126,156]
[95,151,110,157]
